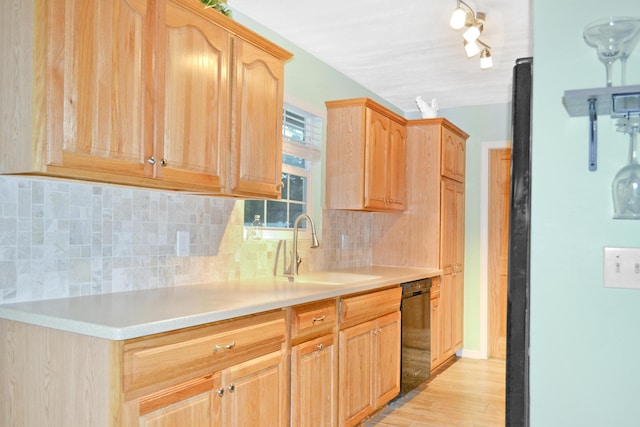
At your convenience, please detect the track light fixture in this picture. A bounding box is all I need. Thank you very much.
[464,40,480,57]
[480,47,493,69]
[450,1,493,69]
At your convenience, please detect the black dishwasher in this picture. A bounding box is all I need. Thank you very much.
[399,278,432,397]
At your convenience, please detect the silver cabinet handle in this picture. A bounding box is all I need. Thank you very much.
[160,158,167,167]
[147,156,156,165]
[316,343,324,351]
[213,341,236,352]
[228,384,235,393]
[312,315,326,324]
[216,388,224,397]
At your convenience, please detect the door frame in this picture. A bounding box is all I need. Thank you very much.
[478,140,511,359]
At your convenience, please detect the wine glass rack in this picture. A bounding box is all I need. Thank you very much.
[563,85,640,171]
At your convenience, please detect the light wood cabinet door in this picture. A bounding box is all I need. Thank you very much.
[437,177,465,368]
[47,0,154,180]
[339,320,374,427]
[325,98,406,212]
[441,127,466,182]
[364,110,406,211]
[430,287,443,369]
[440,179,457,275]
[220,350,288,426]
[338,310,401,427]
[387,120,407,211]
[440,273,454,359]
[364,109,390,210]
[440,179,465,273]
[291,335,337,427]
[230,38,285,198]
[157,0,230,191]
[453,270,464,351]
[372,311,401,409]
[138,374,221,427]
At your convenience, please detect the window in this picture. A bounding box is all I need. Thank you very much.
[244,103,321,239]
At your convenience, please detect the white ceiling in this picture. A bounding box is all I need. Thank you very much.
[227,0,533,114]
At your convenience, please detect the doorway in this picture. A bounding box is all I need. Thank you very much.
[488,148,511,360]
[477,140,511,360]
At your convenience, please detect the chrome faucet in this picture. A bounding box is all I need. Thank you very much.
[288,214,320,276]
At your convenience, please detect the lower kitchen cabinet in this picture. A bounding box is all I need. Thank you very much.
[219,350,288,426]
[290,299,338,427]
[338,311,401,426]
[132,350,288,426]
[137,373,221,426]
[430,276,453,370]
[291,334,337,427]
[122,310,288,426]
[338,288,402,427]
[0,286,407,427]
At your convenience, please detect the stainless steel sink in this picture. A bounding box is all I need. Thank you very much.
[280,271,382,285]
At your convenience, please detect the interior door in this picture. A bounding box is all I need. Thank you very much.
[489,148,511,360]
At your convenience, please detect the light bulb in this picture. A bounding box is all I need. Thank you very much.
[450,7,467,30]
[464,40,480,57]
[463,23,481,42]
[480,48,493,69]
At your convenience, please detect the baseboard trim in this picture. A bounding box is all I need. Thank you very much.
[459,349,487,359]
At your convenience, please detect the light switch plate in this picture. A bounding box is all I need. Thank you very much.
[603,247,640,289]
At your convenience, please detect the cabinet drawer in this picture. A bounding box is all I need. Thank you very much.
[291,299,336,342]
[340,287,401,328]
[123,310,286,397]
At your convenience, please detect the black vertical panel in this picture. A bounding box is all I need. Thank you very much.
[505,57,532,427]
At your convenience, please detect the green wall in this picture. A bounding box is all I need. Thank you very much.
[532,0,640,424]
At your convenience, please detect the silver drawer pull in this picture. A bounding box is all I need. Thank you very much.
[213,341,236,352]
[216,388,224,397]
[316,343,324,351]
[228,384,235,393]
[312,315,326,324]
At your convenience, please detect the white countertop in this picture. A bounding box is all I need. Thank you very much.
[0,266,441,341]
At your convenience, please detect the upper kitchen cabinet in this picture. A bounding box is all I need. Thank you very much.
[229,38,286,198]
[0,0,155,183]
[441,126,466,182]
[325,98,407,212]
[157,0,232,192]
[0,0,292,196]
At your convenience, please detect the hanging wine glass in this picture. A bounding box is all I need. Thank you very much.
[619,18,640,85]
[584,17,640,87]
[612,117,640,219]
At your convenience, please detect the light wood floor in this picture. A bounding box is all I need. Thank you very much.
[364,358,506,427]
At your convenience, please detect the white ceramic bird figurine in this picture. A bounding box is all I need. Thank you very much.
[416,96,439,118]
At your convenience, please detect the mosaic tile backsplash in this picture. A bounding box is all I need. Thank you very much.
[0,176,372,303]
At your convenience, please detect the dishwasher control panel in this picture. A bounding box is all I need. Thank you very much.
[401,278,432,296]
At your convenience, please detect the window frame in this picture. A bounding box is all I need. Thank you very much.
[243,99,322,241]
